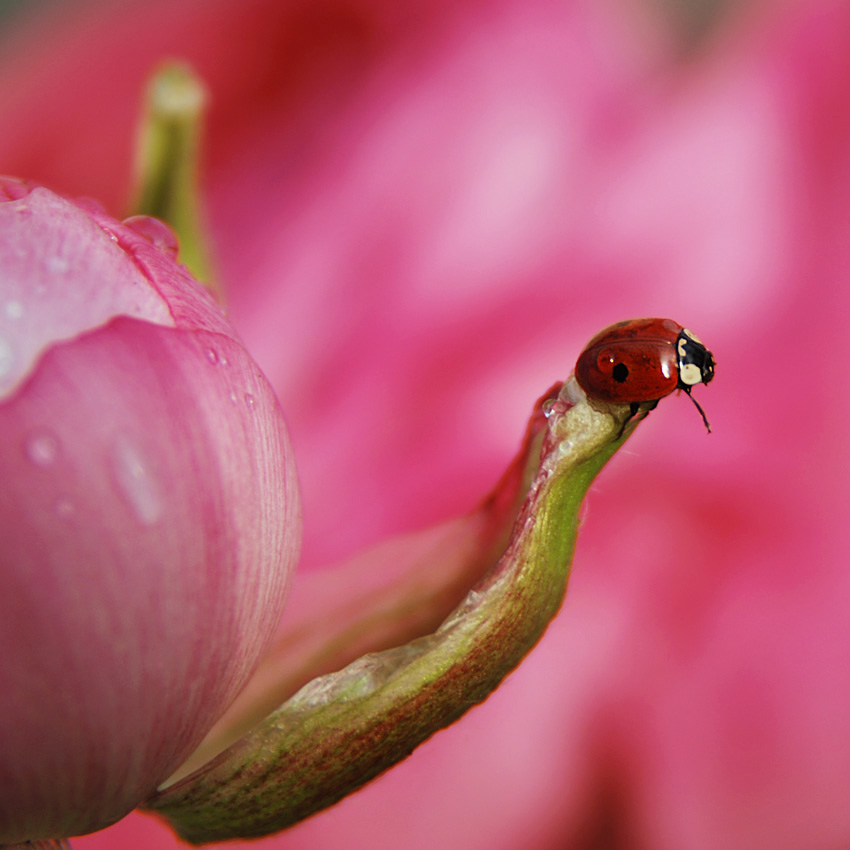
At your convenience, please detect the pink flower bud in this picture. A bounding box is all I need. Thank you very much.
[0,177,301,843]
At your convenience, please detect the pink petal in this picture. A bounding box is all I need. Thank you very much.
[0,186,301,841]
[0,180,172,397]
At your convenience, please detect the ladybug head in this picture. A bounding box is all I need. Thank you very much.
[676,329,715,432]
[676,329,715,389]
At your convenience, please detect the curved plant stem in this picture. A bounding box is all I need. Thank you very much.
[146,379,649,842]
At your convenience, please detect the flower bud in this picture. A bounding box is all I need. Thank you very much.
[0,178,301,842]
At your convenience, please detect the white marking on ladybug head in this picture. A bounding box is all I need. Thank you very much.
[679,362,703,386]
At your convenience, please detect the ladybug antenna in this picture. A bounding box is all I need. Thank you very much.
[684,387,711,433]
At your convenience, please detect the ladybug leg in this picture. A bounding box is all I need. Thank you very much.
[629,399,658,418]
[617,399,659,439]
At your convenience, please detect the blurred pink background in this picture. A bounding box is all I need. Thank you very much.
[2,0,849,847]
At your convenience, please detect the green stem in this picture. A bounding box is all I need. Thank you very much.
[146,381,648,843]
[130,62,216,294]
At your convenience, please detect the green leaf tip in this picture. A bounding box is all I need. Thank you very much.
[145,377,650,843]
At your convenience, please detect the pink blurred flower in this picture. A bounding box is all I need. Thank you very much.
[0,179,300,842]
[2,0,850,848]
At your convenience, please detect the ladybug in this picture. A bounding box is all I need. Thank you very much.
[575,318,715,432]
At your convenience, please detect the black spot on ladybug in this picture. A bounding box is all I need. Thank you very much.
[612,363,629,383]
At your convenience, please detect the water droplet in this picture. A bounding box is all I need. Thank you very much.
[122,215,180,257]
[4,300,23,320]
[542,398,557,418]
[218,352,229,367]
[111,437,163,526]
[45,255,69,275]
[205,348,218,365]
[1,179,32,202]
[54,498,75,520]
[0,336,13,379]
[24,431,59,466]
[244,393,256,409]
[97,224,120,244]
[228,391,238,405]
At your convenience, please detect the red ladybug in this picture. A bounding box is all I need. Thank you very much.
[575,318,715,431]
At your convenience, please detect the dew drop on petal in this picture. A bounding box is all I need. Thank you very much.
[228,391,238,405]
[205,347,218,365]
[1,183,28,203]
[111,436,163,525]
[4,300,23,320]
[98,226,120,244]
[24,430,60,467]
[122,215,180,257]
[0,336,13,379]
[54,497,75,520]
[244,393,255,410]
[45,255,70,275]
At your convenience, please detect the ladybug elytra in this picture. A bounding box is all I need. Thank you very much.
[575,318,715,432]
